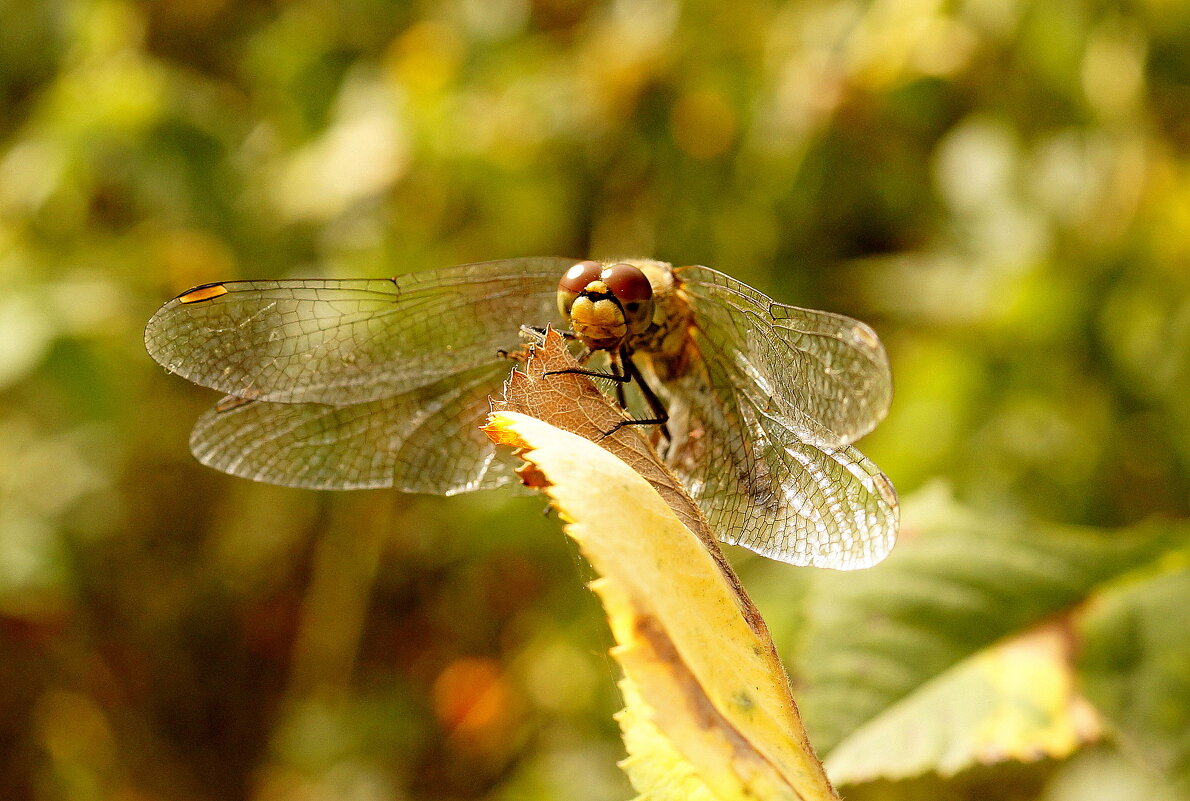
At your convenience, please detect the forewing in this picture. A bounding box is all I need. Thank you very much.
[190,361,521,492]
[674,265,891,448]
[144,257,574,406]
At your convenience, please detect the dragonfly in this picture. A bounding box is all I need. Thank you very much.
[145,257,898,569]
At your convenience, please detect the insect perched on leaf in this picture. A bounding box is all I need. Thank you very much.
[146,257,898,569]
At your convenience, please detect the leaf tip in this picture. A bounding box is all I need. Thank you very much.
[481,411,529,449]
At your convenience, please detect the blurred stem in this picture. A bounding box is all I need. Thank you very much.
[283,493,390,699]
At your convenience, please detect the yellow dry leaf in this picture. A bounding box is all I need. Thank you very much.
[484,409,838,801]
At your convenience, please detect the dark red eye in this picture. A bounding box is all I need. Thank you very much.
[601,263,652,304]
[559,260,604,295]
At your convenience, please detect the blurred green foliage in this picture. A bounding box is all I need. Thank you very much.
[1,0,1188,799]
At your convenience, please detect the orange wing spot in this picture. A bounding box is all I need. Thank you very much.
[178,284,229,304]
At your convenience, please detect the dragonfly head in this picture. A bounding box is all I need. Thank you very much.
[558,260,655,351]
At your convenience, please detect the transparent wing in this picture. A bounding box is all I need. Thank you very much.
[674,265,891,448]
[190,362,520,493]
[144,257,574,405]
[661,265,897,569]
[146,257,573,493]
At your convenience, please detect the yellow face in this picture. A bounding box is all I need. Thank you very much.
[558,261,655,352]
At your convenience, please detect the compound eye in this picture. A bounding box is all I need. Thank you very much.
[559,260,604,295]
[558,260,604,318]
[602,262,654,331]
[602,263,652,304]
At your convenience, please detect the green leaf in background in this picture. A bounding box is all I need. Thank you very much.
[823,621,1099,784]
[795,484,1190,785]
[1078,566,1190,795]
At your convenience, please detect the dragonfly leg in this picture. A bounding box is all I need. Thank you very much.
[496,342,536,364]
[544,352,670,442]
[505,326,581,362]
[598,352,671,441]
[609,357,627,409]
[543,366,631,383]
